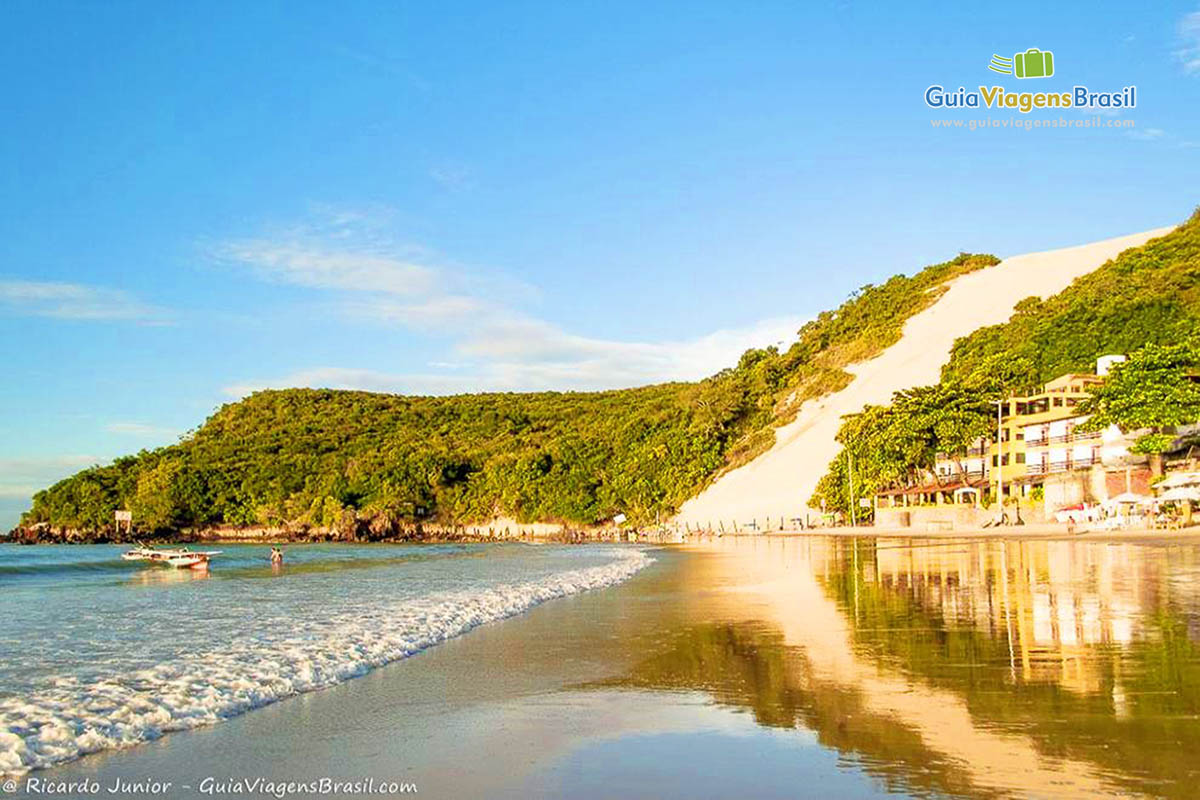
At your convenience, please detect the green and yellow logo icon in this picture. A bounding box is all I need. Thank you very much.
[989,48,1055,78]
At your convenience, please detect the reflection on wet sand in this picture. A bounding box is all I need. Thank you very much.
[606,537,1200,799]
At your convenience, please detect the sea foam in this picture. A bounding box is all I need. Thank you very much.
[0,547,652,775]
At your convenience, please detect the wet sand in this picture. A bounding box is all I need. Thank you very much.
[41,537,1200,799]
[759,525,1200,543]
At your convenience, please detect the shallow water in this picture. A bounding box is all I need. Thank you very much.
[609,536,1200,800]
[11,536,1200,799]
[0,542,650,774]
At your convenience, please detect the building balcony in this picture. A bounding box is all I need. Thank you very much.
[1036,457,1095,474]
[1026,431,1099,448]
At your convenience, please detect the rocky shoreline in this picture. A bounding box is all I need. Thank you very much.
[5,517,664,546]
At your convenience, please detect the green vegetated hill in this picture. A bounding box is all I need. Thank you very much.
[19,252,998,535]
[812,209,1200,515]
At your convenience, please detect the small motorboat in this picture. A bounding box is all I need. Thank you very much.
[122,546,157,561]
[122,546,222,570]
[164,552,217,570]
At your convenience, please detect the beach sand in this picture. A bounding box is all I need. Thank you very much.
[676,227,1177,529]
[39,535,1199,799]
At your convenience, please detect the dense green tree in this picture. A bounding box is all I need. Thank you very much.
[811,383,993,515]
[814,209,1200,507]
[942,209,1200,391]
[1077,341,1200,472]
[20,251,1000,534]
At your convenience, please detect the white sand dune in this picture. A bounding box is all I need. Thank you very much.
[675,226,1176,529]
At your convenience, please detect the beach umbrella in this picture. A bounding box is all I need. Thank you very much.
[1110,492,1153,505]
[1156,486,1200,503]
[1158,472,1200,489]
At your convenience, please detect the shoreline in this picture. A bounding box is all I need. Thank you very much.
[3,520,668,546]
[35,536,1200,799]
[697,523,1200,544]
[9,522,1200,547]
[2,543,656,779]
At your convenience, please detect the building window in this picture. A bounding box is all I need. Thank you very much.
[1016,453,1025,464]
[1053,397,1063,407]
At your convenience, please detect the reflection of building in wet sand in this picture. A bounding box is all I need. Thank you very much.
[669,537,1200,799]
[822,539,1196,695]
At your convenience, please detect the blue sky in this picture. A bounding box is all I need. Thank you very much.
[2,1,1199,530]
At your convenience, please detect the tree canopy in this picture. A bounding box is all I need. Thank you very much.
[811,383,993,515]
[1078,341,1200,454]
[20,251,999,535]
[812,208,1200,514]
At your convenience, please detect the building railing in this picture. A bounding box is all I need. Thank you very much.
[937,448,988,459]
[1030,457,1096,475]
[1025,431,1101,447]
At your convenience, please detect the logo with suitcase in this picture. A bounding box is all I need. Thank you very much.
[989,48,1055,79]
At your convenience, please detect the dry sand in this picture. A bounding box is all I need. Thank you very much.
[675,227,1177,529]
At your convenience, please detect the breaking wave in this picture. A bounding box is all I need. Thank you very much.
[0,548,652,774]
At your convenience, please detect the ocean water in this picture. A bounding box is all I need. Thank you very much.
[0,542,651,775]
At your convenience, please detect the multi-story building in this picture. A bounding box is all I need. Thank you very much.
[933,441,988,481]
[932,357,1124,502]
[1022,415,1102,477]
[992,370,1106,495]
[875,354,1200,525]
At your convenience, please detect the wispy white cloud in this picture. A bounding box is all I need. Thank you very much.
[104,422,179,438]
[223,367,482,398]
[1127,127,1166,141]
[1178,10,1200,73]
[222,315,804,397]
[217,209,804,397]
[0,455,99,499]
[0,280,170,323]
[215,241,439,296]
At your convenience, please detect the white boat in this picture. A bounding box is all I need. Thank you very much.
[164,553,216,569]
[121,546,222,570]
[121,546,159,561]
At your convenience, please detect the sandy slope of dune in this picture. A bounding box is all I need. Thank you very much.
[674,226,1176,529]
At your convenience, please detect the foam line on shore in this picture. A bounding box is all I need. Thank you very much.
[0,548,653,775]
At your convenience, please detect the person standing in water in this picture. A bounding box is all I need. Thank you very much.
[270,547,284,566]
